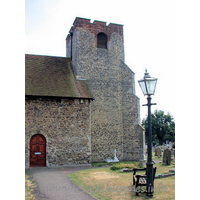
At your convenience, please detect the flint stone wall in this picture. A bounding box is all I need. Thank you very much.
[25,97,91,167]
[66,18,145,162]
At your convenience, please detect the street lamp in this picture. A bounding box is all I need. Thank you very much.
[138,69,157,196]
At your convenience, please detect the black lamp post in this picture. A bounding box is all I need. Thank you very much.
[138,69,157,196]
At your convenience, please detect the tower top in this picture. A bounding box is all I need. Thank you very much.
[67,17,124,41]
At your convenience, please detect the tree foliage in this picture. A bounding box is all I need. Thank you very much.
[142,110,175,145]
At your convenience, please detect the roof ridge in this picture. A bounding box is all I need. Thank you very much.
[25,54,70,59]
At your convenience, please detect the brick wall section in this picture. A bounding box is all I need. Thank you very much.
[69,17,123,40]
[66,17,123,58]
[25,97,91,167]
[65,17,145,162]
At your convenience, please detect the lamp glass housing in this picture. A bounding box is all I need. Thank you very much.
[138,70,157,96]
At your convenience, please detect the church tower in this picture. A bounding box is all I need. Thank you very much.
[66,17,145,163]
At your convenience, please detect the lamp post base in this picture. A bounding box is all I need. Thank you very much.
[146,162,154,196]
[146,193,154,197]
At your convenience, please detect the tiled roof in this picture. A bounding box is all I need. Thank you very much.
[25,54,93,99]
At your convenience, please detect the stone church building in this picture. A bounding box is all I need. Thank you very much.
[25,17,145,168]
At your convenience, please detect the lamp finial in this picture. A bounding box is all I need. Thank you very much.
[144,68,150,78]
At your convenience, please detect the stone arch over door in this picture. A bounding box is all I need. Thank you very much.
[30,134,46,167]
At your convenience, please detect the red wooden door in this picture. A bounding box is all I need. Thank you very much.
[30,134,46,167]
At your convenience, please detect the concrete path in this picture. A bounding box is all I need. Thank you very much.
[26,166,97,200]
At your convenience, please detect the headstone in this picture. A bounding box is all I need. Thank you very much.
[154,148,158,156]
[157,147,162,157]
[163,148,171,165]
[169,142,172,149]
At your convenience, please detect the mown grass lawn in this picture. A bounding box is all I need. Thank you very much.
[68,161,175,200]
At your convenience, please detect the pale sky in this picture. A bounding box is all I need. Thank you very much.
[0,1,198,197]
[25,0,200,122]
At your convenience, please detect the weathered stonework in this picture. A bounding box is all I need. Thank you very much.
[25,17,145,167]
[66,17,145,162]
[25,97,91,167]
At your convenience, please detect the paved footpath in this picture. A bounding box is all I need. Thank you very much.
[26,166,97,200]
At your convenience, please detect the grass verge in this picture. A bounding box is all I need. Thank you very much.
[25,172,35,200]
[92,161,142,170]
[68,161,175,200]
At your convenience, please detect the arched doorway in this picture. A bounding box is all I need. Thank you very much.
[30,134,46,167]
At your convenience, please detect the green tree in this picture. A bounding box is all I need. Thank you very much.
[142,110,175,145]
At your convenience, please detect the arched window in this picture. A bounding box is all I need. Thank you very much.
[97,32,107,49]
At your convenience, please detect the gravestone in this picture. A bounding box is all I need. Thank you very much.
[154,148,158,156]
[157,147,162,157]
[163,148,171,165]
[169,142,172,149]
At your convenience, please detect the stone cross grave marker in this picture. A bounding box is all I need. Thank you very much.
[114,149,117,160]
[106,149,119,163]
